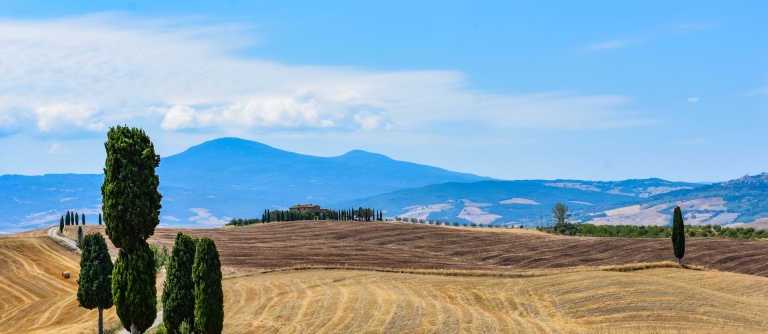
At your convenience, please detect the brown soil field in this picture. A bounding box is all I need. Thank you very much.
[222,268,768,333]
[0,235,119,333]
[73,220,768,277]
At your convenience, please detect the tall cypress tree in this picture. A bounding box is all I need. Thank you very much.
[77,226,84,248]
[193,237,223,334]
[75,212,79,225]
[66,211,71,226]
[77,233,114,334]
[82,213,86,225]
[60,216,65,233]
[672,206,686,265]
[162,232,196,333]
[98,213,102,225]
[102,126,162,334]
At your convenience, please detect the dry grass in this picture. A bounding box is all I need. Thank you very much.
[222,268,768,333]
[0,236,119,333]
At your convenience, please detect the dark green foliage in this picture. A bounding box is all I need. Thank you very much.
[77,227,83,248]
[541,222,768,239]
[78,233,114,309]
[66,212,71,226]
[112,243,157,333]
[76,212,79,225]
[98,213,102,225]
[672,206,685,264]
[193,237,223,334]
[102,125,162,253]
[162,233,196,334]
[82,213,86,225]
[77,233,114,334]
[60,216,64,233]
[225,218,262,227]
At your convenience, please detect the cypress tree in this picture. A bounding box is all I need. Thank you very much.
[60,216,65,233]
[102,126,162,334]
[76,212,79,225]
[77,226,84,248]
[66,212,71,226]
[77,233,114,334]
[112,244,157,334]
[82,213,86,225]
[162,232,196,333]
[98,213,102,225]
[672,206,686,265]
[193,237,224,334]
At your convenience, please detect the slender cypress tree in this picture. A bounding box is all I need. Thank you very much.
[98,213,102,225]
[102,126,162,334]
[76,212,79,225]
[66,212,71,226]
[193,237,224,334]
[60,216,65,233]
[82,213,86,225]
[162,232,196,333]
[77,226,84,248]
[672,206,686,265]
[77,233,114,334]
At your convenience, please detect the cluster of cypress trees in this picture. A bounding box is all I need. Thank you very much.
[260,207,383,223]
[162,232,223,334]
[59,212,103,233]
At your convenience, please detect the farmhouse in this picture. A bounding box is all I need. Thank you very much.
[289,204,321,213]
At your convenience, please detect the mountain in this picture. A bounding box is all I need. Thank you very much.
[0,138,489,232]
[589,173,768,227]
[330,178,703,227]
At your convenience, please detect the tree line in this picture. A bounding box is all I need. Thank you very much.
[227,207,384,227]
[59,211,104,232]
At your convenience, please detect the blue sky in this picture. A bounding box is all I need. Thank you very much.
[0,1,766,182]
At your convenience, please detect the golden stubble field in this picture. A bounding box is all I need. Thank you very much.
[4,221,768,333]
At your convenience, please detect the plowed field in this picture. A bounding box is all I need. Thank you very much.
[75,220,768,276]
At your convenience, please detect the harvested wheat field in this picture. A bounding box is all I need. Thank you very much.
[76,220,768,276]
[0,235,118,334]
[222,267,768,333]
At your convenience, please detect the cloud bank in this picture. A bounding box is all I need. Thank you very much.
[0,14,650,138]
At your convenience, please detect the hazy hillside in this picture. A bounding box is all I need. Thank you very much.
[3,137,766,233]
[0,138,488,232]
[331,179,701,227]
[589,173,768,227]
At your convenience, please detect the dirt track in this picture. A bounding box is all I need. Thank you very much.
[74,220,768,277]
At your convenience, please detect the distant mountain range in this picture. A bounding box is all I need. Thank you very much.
[1,137,767,233]
[0,138,487,232]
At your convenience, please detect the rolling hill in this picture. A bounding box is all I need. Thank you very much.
[330,178,703,227]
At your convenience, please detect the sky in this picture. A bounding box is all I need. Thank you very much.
[0,1,766,182]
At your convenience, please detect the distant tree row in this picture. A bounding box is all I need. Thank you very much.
[542,221,768,239]
[59,211,103,233]
[227,207,384,227]
[394,217,510,228]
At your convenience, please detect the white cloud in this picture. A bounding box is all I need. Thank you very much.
[687,97,699,103]
[0,14,651,137]
[187,208,230,226]
[47,142,73,154]
[583,40,628,51]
